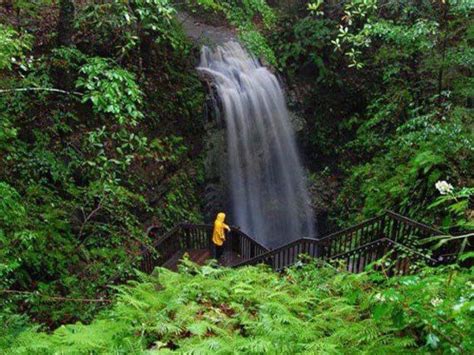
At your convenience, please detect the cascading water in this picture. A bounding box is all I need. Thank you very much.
[198,42,316,248]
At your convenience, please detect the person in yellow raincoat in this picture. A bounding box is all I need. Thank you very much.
[212,212,231,260]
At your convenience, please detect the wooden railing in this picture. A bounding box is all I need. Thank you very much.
[234,238,317,271]
[228,227,269,260]
[141,223,269,273]
[317,215,386,260]
[328,238,438,274]
[142,211,461,275]
[234,211,451,274]
[384,211,458,263]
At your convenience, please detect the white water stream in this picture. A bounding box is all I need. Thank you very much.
[198,42,315,248]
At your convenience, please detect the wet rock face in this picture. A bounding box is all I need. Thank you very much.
[183,12,312,231]
[180,10,234,222]
[308,171,341,235]
[177,11,237,47]
[198,43,316,247]
[203,122,230,222]
[288,111,307,133]
[201,79,231,222]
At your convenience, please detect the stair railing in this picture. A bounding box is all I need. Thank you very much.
[229,228,269,260]
[141,223,269,273]
[142,211,461,275]
[383,211,459,263]
[233,238,318,271]
[328,237,438,274]
[317,214,386,260]
[233,211,447,274]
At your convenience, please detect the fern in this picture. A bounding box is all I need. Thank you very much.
[3,260,473,353]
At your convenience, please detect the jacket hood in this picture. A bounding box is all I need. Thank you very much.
[216,212,226,222]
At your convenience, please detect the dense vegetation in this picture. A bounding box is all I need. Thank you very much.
[3,260,473,353]
[1,0,211,325]
[271,0,473,231]
[1,0,472,353]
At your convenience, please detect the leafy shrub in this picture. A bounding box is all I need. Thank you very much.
[0,3,206,325]
[189,0,277,65]
[0,24,32,70]
[76,57,144,126]
[76,0,186,56]
[3,261,473,353]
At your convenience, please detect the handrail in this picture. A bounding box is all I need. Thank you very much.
[233,238,316,268]
[169,223,270,252]
[329,238,439,274]
[386,239,438,264]
[231,211,445,273]
[385,210,444,235]
[142,223,183,252]
[383,210,461,263]
[142,211,452,275]
[317,214,385,241]
[141,222,269,273]
[231,227,270,252]
[330,237,437,264]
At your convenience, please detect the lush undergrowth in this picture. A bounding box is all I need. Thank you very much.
[1,0,472,347]
[2,260,472,354]
[270,1,473,232]
[0,0,285,327]
[0,0,208,326]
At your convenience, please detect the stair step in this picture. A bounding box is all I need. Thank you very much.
[188,249,212,265]
[161,250,184,271]
[220,251,243,266]
[161,249,211,271]
[160,249,244,270]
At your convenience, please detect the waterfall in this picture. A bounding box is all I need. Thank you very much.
[198,42,316,248]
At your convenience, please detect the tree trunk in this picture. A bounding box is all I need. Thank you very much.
[55,0,76,91]
[129,1,153,73]
[57,0,75,47]
[437,1,449,106]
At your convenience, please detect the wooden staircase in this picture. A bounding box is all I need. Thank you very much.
[141,211,462,275]
[141,223,268,273]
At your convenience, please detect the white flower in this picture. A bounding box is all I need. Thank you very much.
[435,180,454,195]
[430,297,442,307]
[374,293,386,302]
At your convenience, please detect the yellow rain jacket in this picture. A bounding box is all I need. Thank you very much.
[212,212,230,246]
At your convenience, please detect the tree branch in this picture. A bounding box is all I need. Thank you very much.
[78,202,103,240]
[0,289,111,303]
[0,87,83,96]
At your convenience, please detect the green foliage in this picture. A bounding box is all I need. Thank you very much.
[0,0,206,326]
[157,167,205,228]
[3,261,473,353]
[271,15,334,75]
[132,0,186,50]
[238,28,276,65]
[1,0,472,345]
[338,105,473,224]
[76,57,144,126]
[8,0,54,21]
[76,0,186,57]
[189,0,277,65]
[274,1,473,230]
[0,183,27,289]
[429,185,474,230]
[0,24,32,70]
